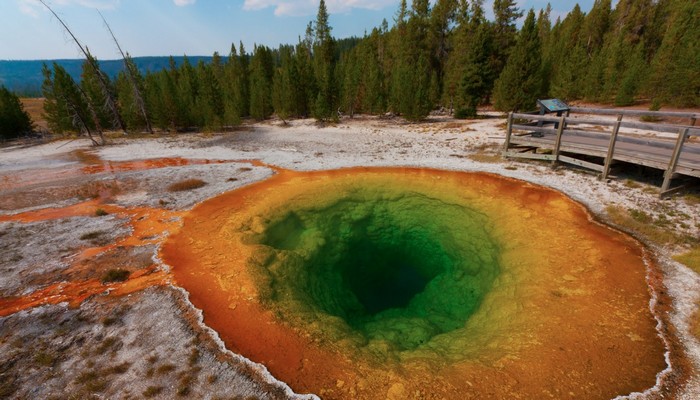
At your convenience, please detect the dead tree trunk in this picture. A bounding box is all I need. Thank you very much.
[39,0,127,135]
[98,10,153,134]
[59,91,102,146]
[76,85,107,146]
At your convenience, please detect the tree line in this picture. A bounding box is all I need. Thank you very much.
[35,0,700,137]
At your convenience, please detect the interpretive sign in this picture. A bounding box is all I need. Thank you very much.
[537,99,570,114]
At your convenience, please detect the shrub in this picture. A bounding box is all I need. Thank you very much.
[101,269,130,284]
[95,208,108,216]
[143,386,163,398]
[80,231,104,241]
[156,364,176,375]
[0,86,33,140]
[167,179,207,192]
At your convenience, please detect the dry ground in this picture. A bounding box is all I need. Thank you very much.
[1,112,699,399]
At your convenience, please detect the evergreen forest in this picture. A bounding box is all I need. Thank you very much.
[37,0,700,135]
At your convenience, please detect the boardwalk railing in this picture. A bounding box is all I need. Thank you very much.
[503,107,700,196]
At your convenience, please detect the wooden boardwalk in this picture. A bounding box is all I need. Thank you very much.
[503,107,700,196]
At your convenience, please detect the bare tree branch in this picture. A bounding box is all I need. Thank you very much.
[38,0,127,135]
[98,10,153,134]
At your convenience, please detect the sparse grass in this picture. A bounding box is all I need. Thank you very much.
[73,150,101,165]
[605,205,689,246]
[628,208,652,224]
[106,362,130,374]
[156,363,176,375]
[101,316,119,326]
[34,351,57,367]
[95,208,108,216]
[467,153,502,163]
[101,269,130,284]
[674,246,700,275]
[188,348,199,366]
[143,386,163,398]
[623,179,642,189]
[640,115,663,123]
[75,371,107,393]
[177,374,195,396]
[176,385,191,396]
[684,193,700,205]
[167,178,207,192]
[95,336,122,355]
[693,307,700,339]
[80,231,104,241]
[0,380,17,398]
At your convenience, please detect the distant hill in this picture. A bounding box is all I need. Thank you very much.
[0,56,214,97]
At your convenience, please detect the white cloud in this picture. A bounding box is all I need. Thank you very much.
[243,0,396,17]
[18,0,39,17]
[174,0,196,6]
[53,0,120,8]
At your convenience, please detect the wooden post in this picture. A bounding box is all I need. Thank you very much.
[551,115,566,166]
[601,114,623,180]
[691,117,696,127]
[661,128,689,193]
[503,112,514,156]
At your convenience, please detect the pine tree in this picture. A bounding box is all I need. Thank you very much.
[648,0,699,106]
[491,0,523,79]
[81,55,114,130]
[0,86,33,139]
[196,55,225,129]
[429,0,458,106]
[222,43,251,124]
[493,9,543,111]
[363,28,386,114]
[582,0,612,56]
[249,45,274,120]
[44,63,89,134]
[177,56,199,127]
[389,0,409,114]
[148,57,181,130]
[614,43,647,106]
[237,42,251,118]
[41,63,72,133]
[548,4,588,100]
[453,0,493,118]
[115,71,142,130]
[46,62,104,144]
[596,0,654,102]
[294,39,314,117]
[339,47,362,117]
[313,0,337,121]
[272,45,298,122]
[388,0,434,120]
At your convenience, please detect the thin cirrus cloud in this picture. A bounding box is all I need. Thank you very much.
[17,0,120,16]
[18,0,195,17]
[243,0,397,17]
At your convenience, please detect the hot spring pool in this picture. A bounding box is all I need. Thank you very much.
[162,167,666,399]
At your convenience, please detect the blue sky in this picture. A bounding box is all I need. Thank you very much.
[1,1,600,60]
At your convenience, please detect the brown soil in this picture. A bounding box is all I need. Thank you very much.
[20,98,46,130]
